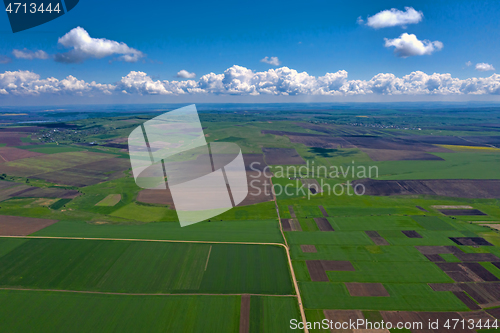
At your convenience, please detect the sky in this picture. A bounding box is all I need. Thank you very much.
[0,0,499,105]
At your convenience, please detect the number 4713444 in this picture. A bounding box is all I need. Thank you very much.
[5,3,61,14]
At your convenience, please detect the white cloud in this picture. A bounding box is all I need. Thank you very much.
[54,27,144,63]
[12,49,49,60]
[466,61,472,67]
[176,70,196,79]
[260,56,281,66]
[365,7,423,29]
[384,33,443,58]
[1,67,500,97]
[475,63,495,72]
[356,16,364,25]
[0,70,114,96]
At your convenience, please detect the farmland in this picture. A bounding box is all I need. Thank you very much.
[0,239,293,294]
[2,105,500,332]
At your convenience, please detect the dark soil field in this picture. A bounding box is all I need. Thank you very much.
[288,135,354,149]
[239,295,250,333]
[429,283,462,292]
[461,263,499,282]
[0,180,20,190]
[29,156,130,187]
[288,205,296,217]
[487,308,500,319]
[31,172,106,187]
[0,147,45,162]
[261,130,329,137]
[360,148,444,161]
[72,158,131,172]
[416,246,453,255]
[306,260,329,282]
[0,132,32,146]
[402,230,423,238]
[353,179,500,198]
[439,209,486,216]
[137,189,175,206]
[365,231,390,245]
[416,205,428,212]
[459,283,500,305]
[321,260,355,271]
[449,237,493,246]
[323,310,364,327]
[313,218,334,231]
[10,187,81,199]
[340,136,452,152]
[0,215,58,236]
[403,135,489,147]
[300,245,317,253]
[281,219,292,231]
[345,282,389,297]
[237,171,273,206]
[318,205,329,217]
[424,254,444,262]
[234,154,273,206]
[242,154,269,172]
[453,291,481,311]
[262,148,305,165]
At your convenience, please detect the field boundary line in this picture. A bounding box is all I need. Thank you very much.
[205,245,212,271]
[269,177,309,333]
[0,287,297,297]
[0,235,286,248]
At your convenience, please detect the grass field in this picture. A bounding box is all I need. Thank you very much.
[0,290,240,333]
[249,296,301,332]
[95,194,122,206]
[19,145,86,154]
[0,239,293,295]
[33,219,284,243]
[299,282,468,311]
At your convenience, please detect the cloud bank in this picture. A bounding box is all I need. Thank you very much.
[0,66,499,98]
[54,27,144,63]
[365,7,423,29]
[384,33,443,58]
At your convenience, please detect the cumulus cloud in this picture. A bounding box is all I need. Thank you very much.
[260,56,281,66]
[176,70,196,79]
[466,61,472,67]
[384,33,443,58]
[0,70,114,96]
[1,66,500,98]
[54,27,144,63]
[475,63,495,72]
[365,7,423,29]
[12,49,49,60]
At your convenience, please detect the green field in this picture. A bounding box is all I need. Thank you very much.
[299,282,467,311]
[0,239,293,295]
[0,290,240,333]
[95,194,122,206]
[250,296,301,332]
[33,219,284,243]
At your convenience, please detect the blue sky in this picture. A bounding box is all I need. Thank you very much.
[0,0,499,104]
